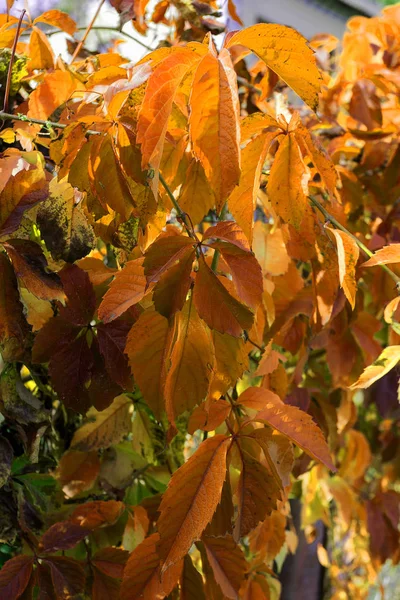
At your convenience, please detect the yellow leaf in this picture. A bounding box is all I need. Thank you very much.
[350,345,400,389]
[71,394,132,451]
[28,27,54,71]
[226,23,322,111]
[363,243,400,267]
[327,228,359,309]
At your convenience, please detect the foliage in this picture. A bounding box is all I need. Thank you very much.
[0,1,400,599]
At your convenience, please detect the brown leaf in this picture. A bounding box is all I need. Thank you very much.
[44,557,85,600]
[0,253,29,361]
[180,554,206,600]
[194,256,254,337]
[40,521,89,554]
[143,234,194,284]
[202,535,246,599]
[249,510,286,563]
[157,435,230,569]
[56,449,100,498]
[92,547,129,579]
[120,533,182,600]
[71,394,132,451]
[97,321,133,389]
[234,447,281,540]
[0,555,34,600]
[153,246,195,318]
[240,387,336,471]
[58,264,96,326]
[4,240,64,302]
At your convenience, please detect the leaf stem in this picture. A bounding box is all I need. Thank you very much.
[210,203,229,272]
[2,9,26,114]
[309,195,400,284]
[70,0,106,63]
[158,171,195,238]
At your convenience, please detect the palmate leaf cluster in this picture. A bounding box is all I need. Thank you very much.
[0,1,399,599]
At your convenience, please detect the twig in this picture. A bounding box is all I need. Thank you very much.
[210,203,229,272]
[70,0,106,63]
[0,111,101,136]
[45,25,154,53]
[2,9,26,113]
[309,195,400,284]
[237,76,262,95]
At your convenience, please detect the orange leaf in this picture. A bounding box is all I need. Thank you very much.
[267,132,309,228]
[189,49,241,208]
[362,244,400,267]
[98,258,148,323]
[295,123,337,194]
[125,308,173,418]
[28,70,84,120]
[227,0,244,26]
[29,27,54,71]
[249,427,294,490]
[144,233,194,284]
[157,435,230,569]
[120,533,182,600]
[326,227,359,309]
[164,298,215,423]
[228,132,277,242]
[194,256,254,337]
[56,450,100,498]
[180,554,206,600]
[70,500,124,530]
[209,331,249,400]
[202,535,246,599]
[33,9,77,35]
[137,48,202,171]
[226,23,322,111]
[249,510,286,563]
[178,158,216,225]
[240,387,336,471]
[202,220,250,252]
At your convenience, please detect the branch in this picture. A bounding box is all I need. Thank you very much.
[2,9,26,113]
[210,202,229,272]
[70,0,106,63]
[0,111,101,136]
[309,195,400,284]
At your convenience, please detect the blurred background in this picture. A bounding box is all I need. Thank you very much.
[1,0,398,63]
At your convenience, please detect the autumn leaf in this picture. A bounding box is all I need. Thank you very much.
[267,132,309,228]
[56,449,100,498]
[327,227,359,309]
[120,533,182,600]
[164,297,215,423]
[202,535,246,599]
[98,258,148,323]
[125,308,172,418]
[249,510,287,563]
[4,239,64,302]
[0,253,30,361]
[157,435,230,569]
[37,177,95,263]
[189,48,241,208]
[0,555,34,599]
[29,27,54,71]
[70,500,124,530]
[28,70,84,120]
[194,256,254,337]
[239,387,336,471]
[233,446,281,540]
[71,394,132,451]
[350,345,400,389]
[362,244,400,267]
[180,554,206,600]
[178,159,216,225]
[43,557,86,600]
[226,23,322,111]
[33,9,77,35]
[97,321,133,389]
[143,233,194,284]
[40,521,90,554]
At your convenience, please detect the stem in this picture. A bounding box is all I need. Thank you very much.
[158,171,194,238]
[76,26,153,52]
[70,0,106,63]
[210,202,229,272]
[0,111,101,136]
[2,9,26,113]
[309,195,400,284]
[237,76,262,95]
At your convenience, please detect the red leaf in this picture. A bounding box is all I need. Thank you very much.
[70,500,124,530]
[0,253,29,361]
[40,522,90,554]
[143,234,194,284]
[0,555,34,600]
[97,321,133,389]
[58,264,96,326]
[92,547,129,579]
[44,557,85,600]
[202,535,246,599]
[98,259,148,324]
[202,221,250,252]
